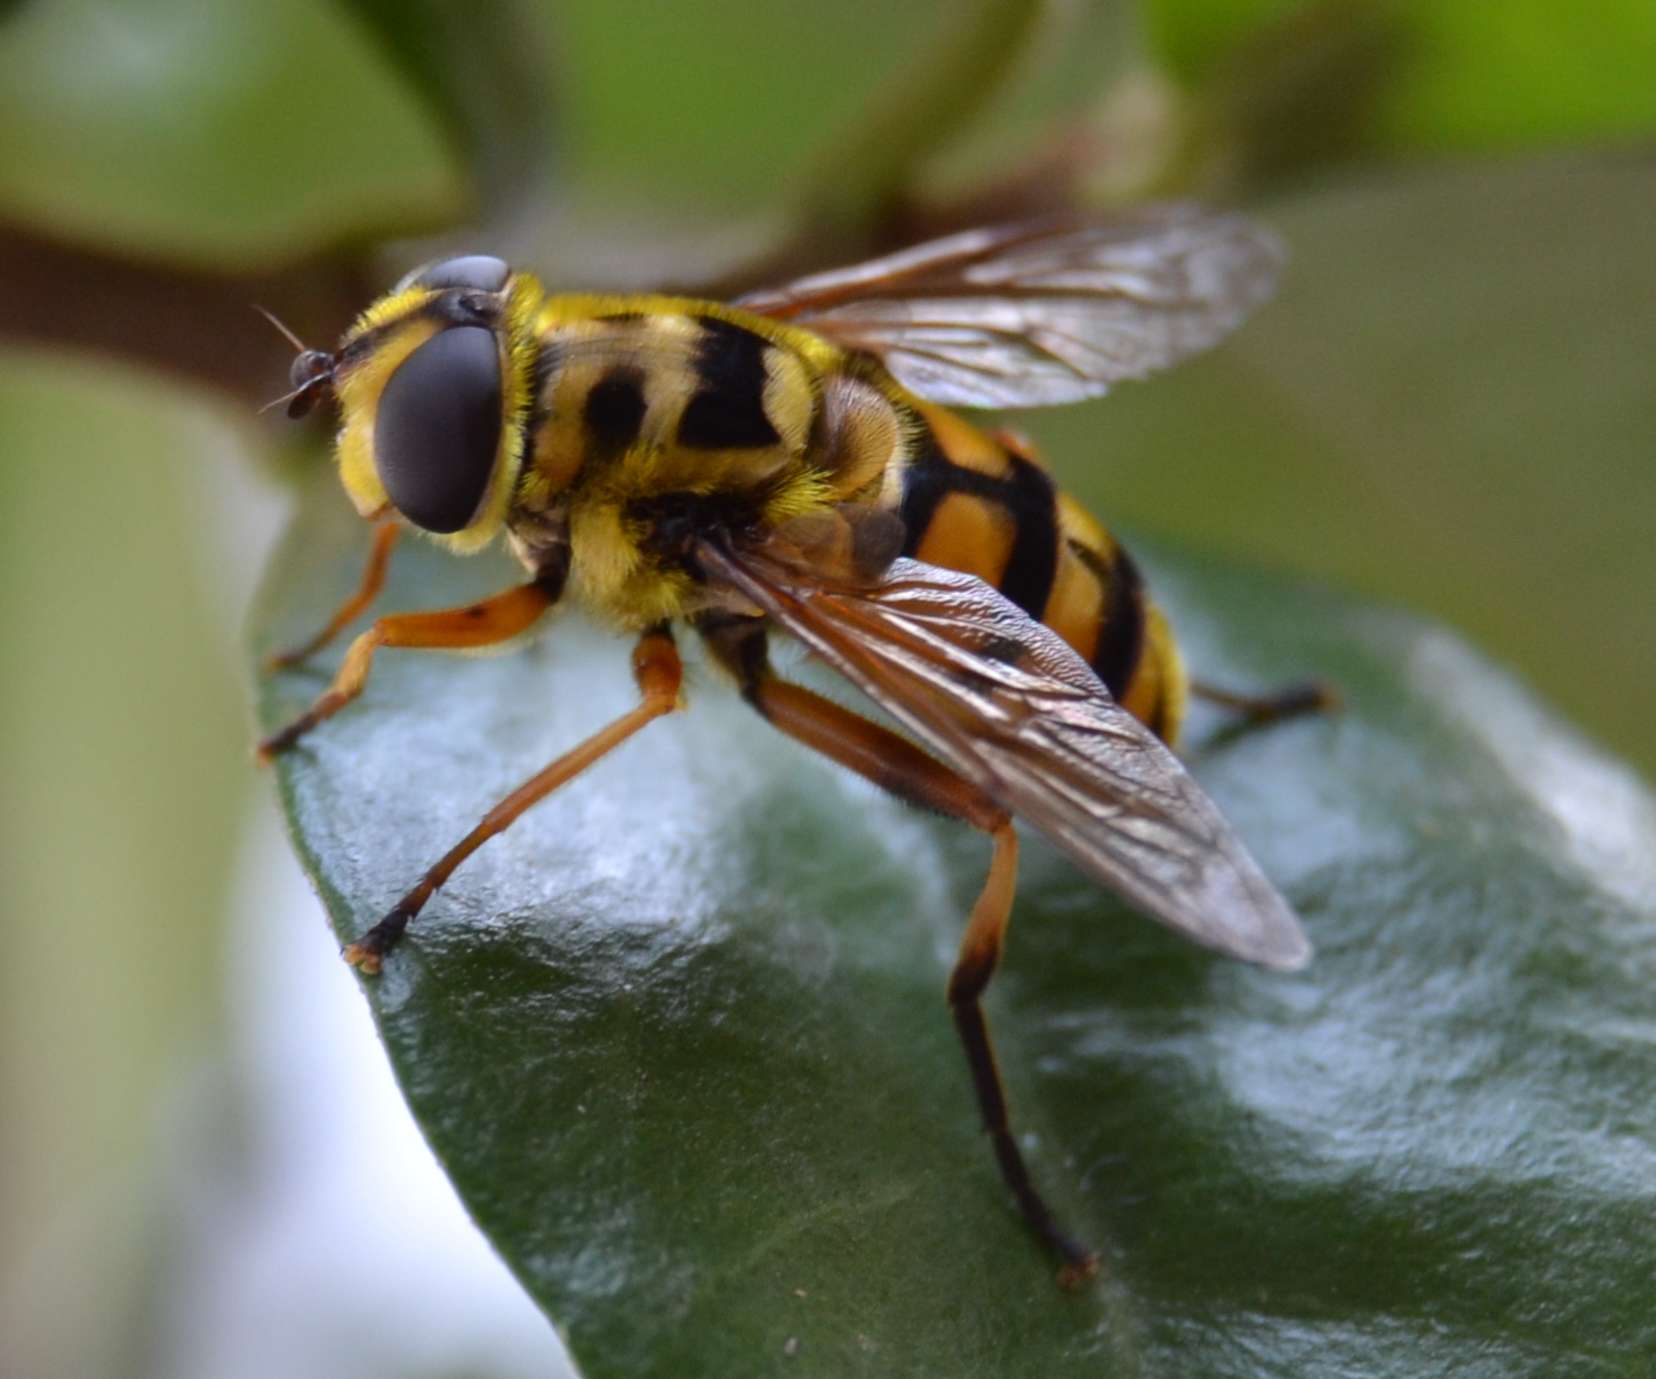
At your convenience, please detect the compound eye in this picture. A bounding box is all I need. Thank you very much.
[374,326,503,533]
[409,255,510,293]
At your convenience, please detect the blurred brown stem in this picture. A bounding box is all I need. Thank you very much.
[0,222,375,407]
[798,0,1052,244]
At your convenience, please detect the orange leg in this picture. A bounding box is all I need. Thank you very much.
[264,520,402,671]
[701,614,1098,1285]
[343,628,683,973]
[257,580,557,760]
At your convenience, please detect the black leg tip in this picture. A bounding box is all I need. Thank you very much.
[257,712,317,762]
[1280,677,1341,718]
[343,906,413,975]
[1057,1250,1101,1290]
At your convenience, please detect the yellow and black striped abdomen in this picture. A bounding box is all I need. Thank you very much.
[898,403,1188,744]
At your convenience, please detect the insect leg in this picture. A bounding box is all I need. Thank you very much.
[699,613,1099,1286]
[1191,677,1340,725]
[344,626,683,973]
[258,572,564,760]
[264,519,402,671]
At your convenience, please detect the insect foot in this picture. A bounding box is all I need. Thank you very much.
[1057,1252,1101,1291]
[343,905,415,975]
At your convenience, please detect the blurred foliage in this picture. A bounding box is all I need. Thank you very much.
[1373,1,1656,150]
[1,2,1653,1377]
[339,0,557,224]
[1148,0,1656,154]
[1145,0,1656,147]
[0,0,464,268]
[1141,0,1656,195]
[0,362,250,1353]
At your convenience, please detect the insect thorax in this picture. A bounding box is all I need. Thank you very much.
[508,300,913,628]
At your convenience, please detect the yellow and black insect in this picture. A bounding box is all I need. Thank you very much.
[260,209,1328,1284]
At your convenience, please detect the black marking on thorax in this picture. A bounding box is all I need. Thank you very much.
[630,488,765,575]
[677,316,782,450]
[583,365,648,459]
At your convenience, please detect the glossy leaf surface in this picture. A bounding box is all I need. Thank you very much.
[256,473,1656,1378]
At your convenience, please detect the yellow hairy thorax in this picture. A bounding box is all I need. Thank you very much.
[564,442,836,629]
[514,297,846,628]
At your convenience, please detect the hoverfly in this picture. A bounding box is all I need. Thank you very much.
[259,209,1329,1284]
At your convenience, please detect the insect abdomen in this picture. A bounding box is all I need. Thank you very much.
[897,402,1187,744]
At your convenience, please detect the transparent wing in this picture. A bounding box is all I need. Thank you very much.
[700,543,1310,969]
[734,207,1284,408]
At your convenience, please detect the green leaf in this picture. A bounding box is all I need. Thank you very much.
[0,0,464,268]
[1145,0,1656,165]
[1369,0,1656,152]
[1147,0,1329,87]
[255,471,1656,1376]
[338,0,559,225]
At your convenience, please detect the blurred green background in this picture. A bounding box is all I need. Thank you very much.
[1,2,1652,1375]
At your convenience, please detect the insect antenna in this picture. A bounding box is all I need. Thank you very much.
[253,304,311,354]
[257,385,308,416]
[253,304,336,418]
